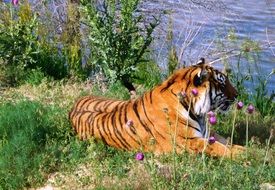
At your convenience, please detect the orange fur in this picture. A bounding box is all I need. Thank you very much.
[69,59,244,158]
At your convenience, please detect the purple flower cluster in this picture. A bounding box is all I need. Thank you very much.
[237,101,244,110]
[208,136,216,144]
[236,101,255,114]
[135,152,144,161]
[11,0,18,6]
[126,119,133,127]
[191,88,198,96]
[247,104,254,114]
[207,111,217,125]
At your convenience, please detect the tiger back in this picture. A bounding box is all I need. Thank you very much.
[69,58,245,158]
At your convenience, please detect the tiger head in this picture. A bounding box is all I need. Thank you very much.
[159,58,237,116]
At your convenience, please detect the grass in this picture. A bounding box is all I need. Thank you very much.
[0,80,274,190]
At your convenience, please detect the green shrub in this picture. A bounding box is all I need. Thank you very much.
[134,60,162,89]
[0,1,68,86]
[81,0,160,92]
[23,68,48,85]
[0,2,38,86]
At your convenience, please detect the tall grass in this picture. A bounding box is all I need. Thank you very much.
[0,100,89,189]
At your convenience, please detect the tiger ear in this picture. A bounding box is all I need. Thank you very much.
[196,58,205,65]
[193,68,209,87]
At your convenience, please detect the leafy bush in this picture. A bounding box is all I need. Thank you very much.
[0,1,68,86]
[134,60,162,89]
[0,2,39,85]
[81,0,160,92]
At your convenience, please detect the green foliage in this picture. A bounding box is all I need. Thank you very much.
[0,2,68,86]
[0,2,39,85]
[166,16,179,76]
[215,107,275,145]
[134,60,162,88]
[61,2,85,79]
[167,47,179,76]
[92,81,131,100]
[23,68,48,85]
[81,0,160,88]
[252,70,275,117]
[219,29,274,118]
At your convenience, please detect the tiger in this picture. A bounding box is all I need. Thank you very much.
[69,58,245,158]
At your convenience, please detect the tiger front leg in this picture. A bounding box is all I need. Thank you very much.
[184,138,243,158]
[210,131,246,155]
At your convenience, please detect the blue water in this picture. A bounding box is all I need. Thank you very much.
[144,0,275,94]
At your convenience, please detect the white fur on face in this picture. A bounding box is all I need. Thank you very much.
[193,87,211,116]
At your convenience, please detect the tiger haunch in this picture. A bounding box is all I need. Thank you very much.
[69,59,245,158]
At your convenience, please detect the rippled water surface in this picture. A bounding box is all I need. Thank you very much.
[145,0,275,93]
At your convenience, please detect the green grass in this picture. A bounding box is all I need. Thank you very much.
[0,81,274,190]
[0,100,89,189]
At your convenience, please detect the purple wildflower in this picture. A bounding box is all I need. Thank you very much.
[247,104,254,114]
[237,101,244,110]
[208,136,216,144]
[11,0,19,6]
[209,116,217,125]
[126,120,133,127]
[207,111,215,118]
[181,91,187,98]
[135,152,144,161]
[191,88,198,96]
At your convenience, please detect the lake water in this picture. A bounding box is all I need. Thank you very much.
[143,0,275,94]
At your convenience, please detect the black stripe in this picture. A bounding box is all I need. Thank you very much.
[104,100,118,109]
[104,112,122,148]
[149,91,153,104]
[178,135,199,140]
[91,100,103,112]
[90,112,102,136]
[181,101,197,122]
[78,97,93,110]
[179,120,201,133]
[181,69,190,80]
[76,111,85,134]
[70,98,91,119]
[96,114,107,144]
[102,100,111,107]
[171,89,178,97]
[141,97,165,140]
[100,114,112,145]
[86,111,95,136]
[111,110,131,150]
[160,75,177,92]
[183,67,198,92]
[119,103,138,143]
[124,103,139,135]
[132,101,154,137]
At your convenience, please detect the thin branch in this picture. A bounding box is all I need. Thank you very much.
[265,27,275,57]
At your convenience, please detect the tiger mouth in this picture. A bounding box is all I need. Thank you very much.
[217,100,234,112]
[221,100,235,111]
